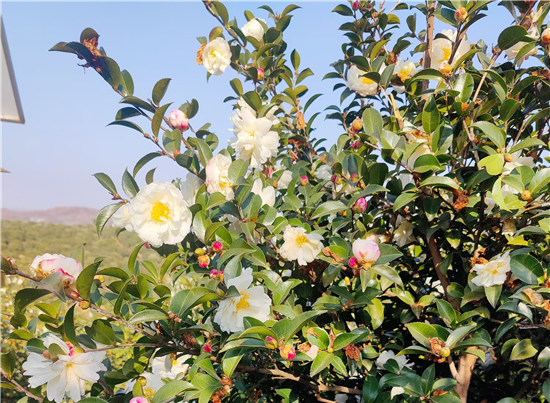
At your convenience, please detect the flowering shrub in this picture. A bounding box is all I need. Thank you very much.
[3,1,550,402]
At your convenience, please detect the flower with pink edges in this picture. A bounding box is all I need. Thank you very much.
[265,336,278,349]
[352,239,380,268]
[280,345,296,360]
[30,254,83,290]
[212,241,223,253]
[209,269,219,279]
[130,397,150,403]
[352,197,367,214]
[198,255,210,268]
[300,176,309,186]
[169,109,189,131]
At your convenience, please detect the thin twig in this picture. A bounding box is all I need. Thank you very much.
[1,368,44,402]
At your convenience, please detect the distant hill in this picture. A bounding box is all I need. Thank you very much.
[1,207,99,225]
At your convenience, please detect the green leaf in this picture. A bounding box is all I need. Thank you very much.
[14,289,51,315]
[204,222,228,244]
[310,351,334,376]
[362,108,383,136]
[498,26,528,50]
[195,138,214,167]
[420,176,460,190]
[108,120,143,134]
[406,322,437,347]
[152,78,171,106]
[311,201,347,219]
[374,244,403,265]
[120,95,156,113]
[63,305,80,348]
[1,351,16,378]
[373,265,403,286]
[95,203,122,236]
[478,154,504,176]
[423,96,440,134]
[485,285,502,309]
[436,299,456,324]
[510,339,537,361]
[529,168,550,197]
[152,381,196,403]
[122,70,134,95]
[222,349,244,378]
[133,152,162,177]
[122,169,139,199]
[446,325,475,349]
[152,103,172,138]
[472,122,506,149]
[127,309,168,324]
[93,173,117,195]
[76,260,103,301]
[393,193,419,211]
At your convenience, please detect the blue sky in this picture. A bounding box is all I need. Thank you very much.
[2,2,513,211]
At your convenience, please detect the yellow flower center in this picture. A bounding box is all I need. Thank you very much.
[151,201,170,222]
[144,387,155,398]
[492,269,498,275]
[443,47,452,61]
[236,294,250,312]
[397,67,412,82]
[295,234,309,247]
[362,77,375,85]
[219,177,232,189]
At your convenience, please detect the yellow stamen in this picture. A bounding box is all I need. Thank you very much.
[362,77,375,85]
[144,387,155,398]
[151,201,170,222]
[236,294,250,311]
[295,234,309,247]
[443,47,452,61]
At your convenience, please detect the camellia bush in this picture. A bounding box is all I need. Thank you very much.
[4,1,550,402]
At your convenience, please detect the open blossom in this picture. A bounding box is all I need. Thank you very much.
[430,29,471,69]
[168,109,189,131]
[206,154,234,200]
[202,37,231,75]
[30,254,82,290]
[394,220,415,247]
[276,169,293,189]
[251,178,276,207]
[129,181,192,248]
[393,59,418,93]
[375,350,413,371]
[23,334,106,403]
[503,150,536,175]
[471,251,511,287]
[214,267,271,333]
[505,25,538,66]
[238,97,279,126]
[229,108,279,169]
[241,18,266,41]
[352,239,380,267]
[346,65,378,97]
[280,226,324,266]
[180,172,204,206]
[130,398,149,403]
[112,203,133,232]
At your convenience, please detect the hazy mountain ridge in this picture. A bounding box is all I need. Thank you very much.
[1,207,99,225]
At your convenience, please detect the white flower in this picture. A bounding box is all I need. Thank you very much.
[125,372,165,399]
[305,344,319,360]
[180,172,204,206]
[315,165,333,181]
[391,387,406,399]
[151,354,191,379]
[202,37,231,76]
[237,97,279,126]
[352,239,380,265]
[129,181,192,248]
[346,65,378,97]
[505,26,538,66]
[503,151,536,175]
[206,154,234,200]
[229,108,280,169]
[394,220,415,247]
[430,29,471,68]
[214,268,271,333]
[393,59,418,93]
[251,178,276,207]
[375,350,413,371]
[335,394,348,403]
[279,226,324,266]
[30,254,82,290]
[502,219,516,236]
[112,203,133,232]
[23,334,106,403]
[406,143,432,169]
[241,19,266,41]
[485,185,517,214]
[276,170,293,190]
[471,251,511,287]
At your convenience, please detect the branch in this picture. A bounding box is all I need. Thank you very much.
[421,1,435,98]
[454,349,479,403]
[237,366,362,395]
[1,369,44,402]
[427,236,460,310]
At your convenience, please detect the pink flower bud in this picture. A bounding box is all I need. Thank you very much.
[348,257,359,269]
[130,398,149,403]
[280,345,296,360]
[209,269,219,279]
[265,336,278,349]
[352,1,361,10]
[169,109,189,132]
[352,239,380,266]
[300,176,309,186]
[352,197,367,214]
[257,68,265,81]
[331,174,338,183]
[203,343,212,353]
[352,140,361,149]
[212,241,223,253]
[542,28,550,46]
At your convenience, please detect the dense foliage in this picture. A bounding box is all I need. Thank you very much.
[3,1,550,403]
